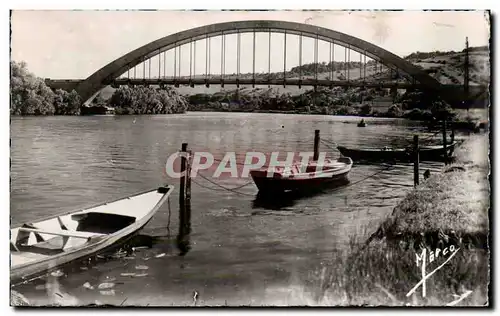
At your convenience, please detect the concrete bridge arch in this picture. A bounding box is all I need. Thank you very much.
[74,20,443,103]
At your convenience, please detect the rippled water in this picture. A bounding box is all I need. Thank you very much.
[11,112,447,305]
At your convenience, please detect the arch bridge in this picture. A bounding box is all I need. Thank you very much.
[45,20,484,107]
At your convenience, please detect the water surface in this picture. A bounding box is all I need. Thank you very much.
[11,112,446,305]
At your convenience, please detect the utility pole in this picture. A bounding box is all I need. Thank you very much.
[464,36,470,112]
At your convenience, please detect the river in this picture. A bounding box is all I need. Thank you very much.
[11,112,448,306]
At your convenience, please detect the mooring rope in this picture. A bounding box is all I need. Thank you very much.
[190,161,396,197]
[320,138,338,150]
[181,139,397,198]
[194,172,255,196]
[335,163,396,192]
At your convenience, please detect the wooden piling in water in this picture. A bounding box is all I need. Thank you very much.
[185,152,192,208]
[177,143,191,256]
[313,129,320,161]
[179,143,188,207]
[413,135,419,187]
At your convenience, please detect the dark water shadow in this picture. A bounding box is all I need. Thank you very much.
[251,179,350,211]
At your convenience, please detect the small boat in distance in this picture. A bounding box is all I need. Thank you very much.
[250,157,353,194]
[337,142,457,162]
[10,185,174,285]
[357,119,367,127]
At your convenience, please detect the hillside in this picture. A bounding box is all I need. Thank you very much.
[98,46,489,99]
[409,49,489,86]
[173,46,489,96]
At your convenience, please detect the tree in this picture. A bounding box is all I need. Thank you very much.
[429,100,456,121]
[10,61,56,115]
[66,90,82,115]
[108,85,188,115]
[387,104,403,118]
[360,103,373,115]
[92,94,108,107]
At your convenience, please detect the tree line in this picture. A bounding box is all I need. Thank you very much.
[10,61,81,115]
[187,85,455,121]
[10,61,189,116]
[108,86,188,115]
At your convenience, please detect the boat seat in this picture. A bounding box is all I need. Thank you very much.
[17,238,66,255]
[17,227,105,240]
[11,241,20,252]
[16,227,105,251]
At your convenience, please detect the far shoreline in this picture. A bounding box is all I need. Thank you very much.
[10,108,488,132]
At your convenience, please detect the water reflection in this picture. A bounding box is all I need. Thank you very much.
[176,183,192,257]
[251,179,350,211]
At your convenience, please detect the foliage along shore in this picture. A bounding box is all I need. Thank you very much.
[10,61,188,116]
[11,50,487,129]
[186,85,454,119]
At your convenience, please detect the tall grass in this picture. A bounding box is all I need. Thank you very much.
[297,240,489,306]
[298,135,490,306]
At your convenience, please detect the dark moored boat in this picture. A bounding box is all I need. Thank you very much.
[250,157,353,193]
[10,185,174,285]
[337,142,457,162]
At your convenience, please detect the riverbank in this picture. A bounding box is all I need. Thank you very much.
[297,134,489,306]
[186,85,488,131]
[373,134,489,247]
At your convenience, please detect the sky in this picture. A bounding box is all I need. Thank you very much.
[10,10,490,79]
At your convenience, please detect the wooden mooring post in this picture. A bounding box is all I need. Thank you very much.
[413,135,419,187]
[179,143,188,207]
[313,129,320,161]
[177,142,191,256]
[442,119,448,165]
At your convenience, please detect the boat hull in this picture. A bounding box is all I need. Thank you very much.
[251,171,350,194]
[11,222,148,285]
[10,185,174,285]
[250,158,352,194]
[338,142,456,162]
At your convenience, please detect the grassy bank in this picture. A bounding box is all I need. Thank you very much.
[297,134,490,306]
[372,134,489,248]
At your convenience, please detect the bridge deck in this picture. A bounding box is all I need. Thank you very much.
[110,78,420,89]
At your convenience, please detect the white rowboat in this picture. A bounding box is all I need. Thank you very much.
[10,185,174,285]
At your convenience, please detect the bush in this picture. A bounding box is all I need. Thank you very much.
[359,103,372,115]
[386,104,404,118]
[403,108,434,121]
[429,100,456,121]
[335,106,354,116]
[364,95,374,102]
[108,86,188,114]
[53,89,81,115]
